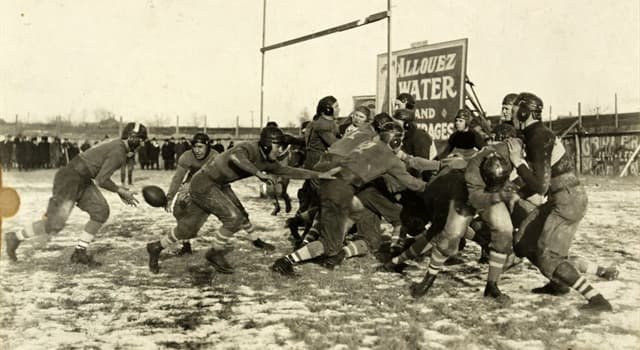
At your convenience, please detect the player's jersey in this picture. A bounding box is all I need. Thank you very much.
[77,139,129,192]
[303,116,339,169]
[517,122,574,197]
[195,142,320,186]
[166,149,218,202]
[465,142,510,210]
[327,124,377,157]
[339,140,425,192]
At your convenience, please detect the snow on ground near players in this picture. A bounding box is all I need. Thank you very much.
[1,170,639,350]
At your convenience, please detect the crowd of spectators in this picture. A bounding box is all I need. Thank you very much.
[0,134,234,172]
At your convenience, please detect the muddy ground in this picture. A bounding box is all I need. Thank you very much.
[1,170,639,350]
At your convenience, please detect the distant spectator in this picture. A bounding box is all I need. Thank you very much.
[67,142,80,161]
[50,137,62,168]
[61,138,71,166]
[38,136,51,168]
[175,137,189,160]
[80,140,92,152]
[147,137,160,170]
[138,140,149,169]
[121,150,136,185]
[1,135,14,170]
[161,138,176,170]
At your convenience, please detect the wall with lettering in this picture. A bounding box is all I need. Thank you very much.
[561,133,640,176]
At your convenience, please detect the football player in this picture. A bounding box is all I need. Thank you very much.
[4,122,145,266]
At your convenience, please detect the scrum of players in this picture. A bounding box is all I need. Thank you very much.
[4,92,619,313]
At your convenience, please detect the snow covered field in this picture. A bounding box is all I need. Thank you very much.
[1,170,639,350]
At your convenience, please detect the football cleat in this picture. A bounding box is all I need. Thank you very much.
[70,249,102,267]
[531,281,570,296]
[484,281,511,304]
[377,261,408,274]
[271,257,296,277]
[205,248,234,274]
[319,250,346,270]
[146,241,164,274]
[597,266,619,281]
[252,238,275,251]
[580,294,613,312]
[410,274,437,298]
[4,230,22,262]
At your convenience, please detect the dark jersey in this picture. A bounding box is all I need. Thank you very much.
[339,140,425,192]
[196,141,321,185]
[516,122,574,197]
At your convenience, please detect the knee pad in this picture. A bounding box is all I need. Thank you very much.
[90,205,110,224]
[45,198,74,233]
[435,230,464,256]
[536,249,564,279]
[490,230,513,254]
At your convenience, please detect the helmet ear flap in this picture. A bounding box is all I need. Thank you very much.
[516,100,531,122]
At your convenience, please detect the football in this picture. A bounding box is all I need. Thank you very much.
[142,185,168,208]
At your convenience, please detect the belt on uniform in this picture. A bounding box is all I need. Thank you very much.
[67,157,93,178]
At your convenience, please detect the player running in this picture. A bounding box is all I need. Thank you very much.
[4,123,145,266]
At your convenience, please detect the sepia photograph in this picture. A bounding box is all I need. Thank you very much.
[1,1,639,349]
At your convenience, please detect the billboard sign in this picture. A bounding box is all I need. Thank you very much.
[376,38,468,141]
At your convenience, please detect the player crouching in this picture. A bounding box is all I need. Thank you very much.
[4,123,144,266]
[146,126,337,274]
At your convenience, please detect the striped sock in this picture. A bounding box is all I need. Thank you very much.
[286,241,325,263]
[392,237,432,264]
[427,247,448,276]
[343,240,368,258]
[75,232,94,250]
[488,251,507,282]
[211,228,234,250]
[160,228,179,248]
[241,222,255,234]
[302,223,320,245]
[571,276,599,300]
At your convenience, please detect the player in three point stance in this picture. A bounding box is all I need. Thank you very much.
[163,132,219,255]
[508,92,612,311]
[147,126,337,274]
[4,122,145,266]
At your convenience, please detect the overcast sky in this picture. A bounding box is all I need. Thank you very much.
[1,0,638,127]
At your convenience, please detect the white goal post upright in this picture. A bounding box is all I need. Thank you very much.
[620,143,640,177]
[259,1,392,124]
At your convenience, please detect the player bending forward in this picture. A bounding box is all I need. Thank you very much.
[147,127,337,274]
[4,123,145,266]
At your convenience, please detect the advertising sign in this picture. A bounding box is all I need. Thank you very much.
[376,39,468,141]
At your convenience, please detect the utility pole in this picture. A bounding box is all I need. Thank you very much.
[387,0,392,116]
[259,0,267,129]
[614,93,619,128]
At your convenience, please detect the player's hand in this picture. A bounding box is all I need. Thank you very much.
[118,188,139,207]
[498,187,520,211]
[255,171,276,186]
[164,201,173,213]
[506,138,525,166]
[317,167,341,180]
